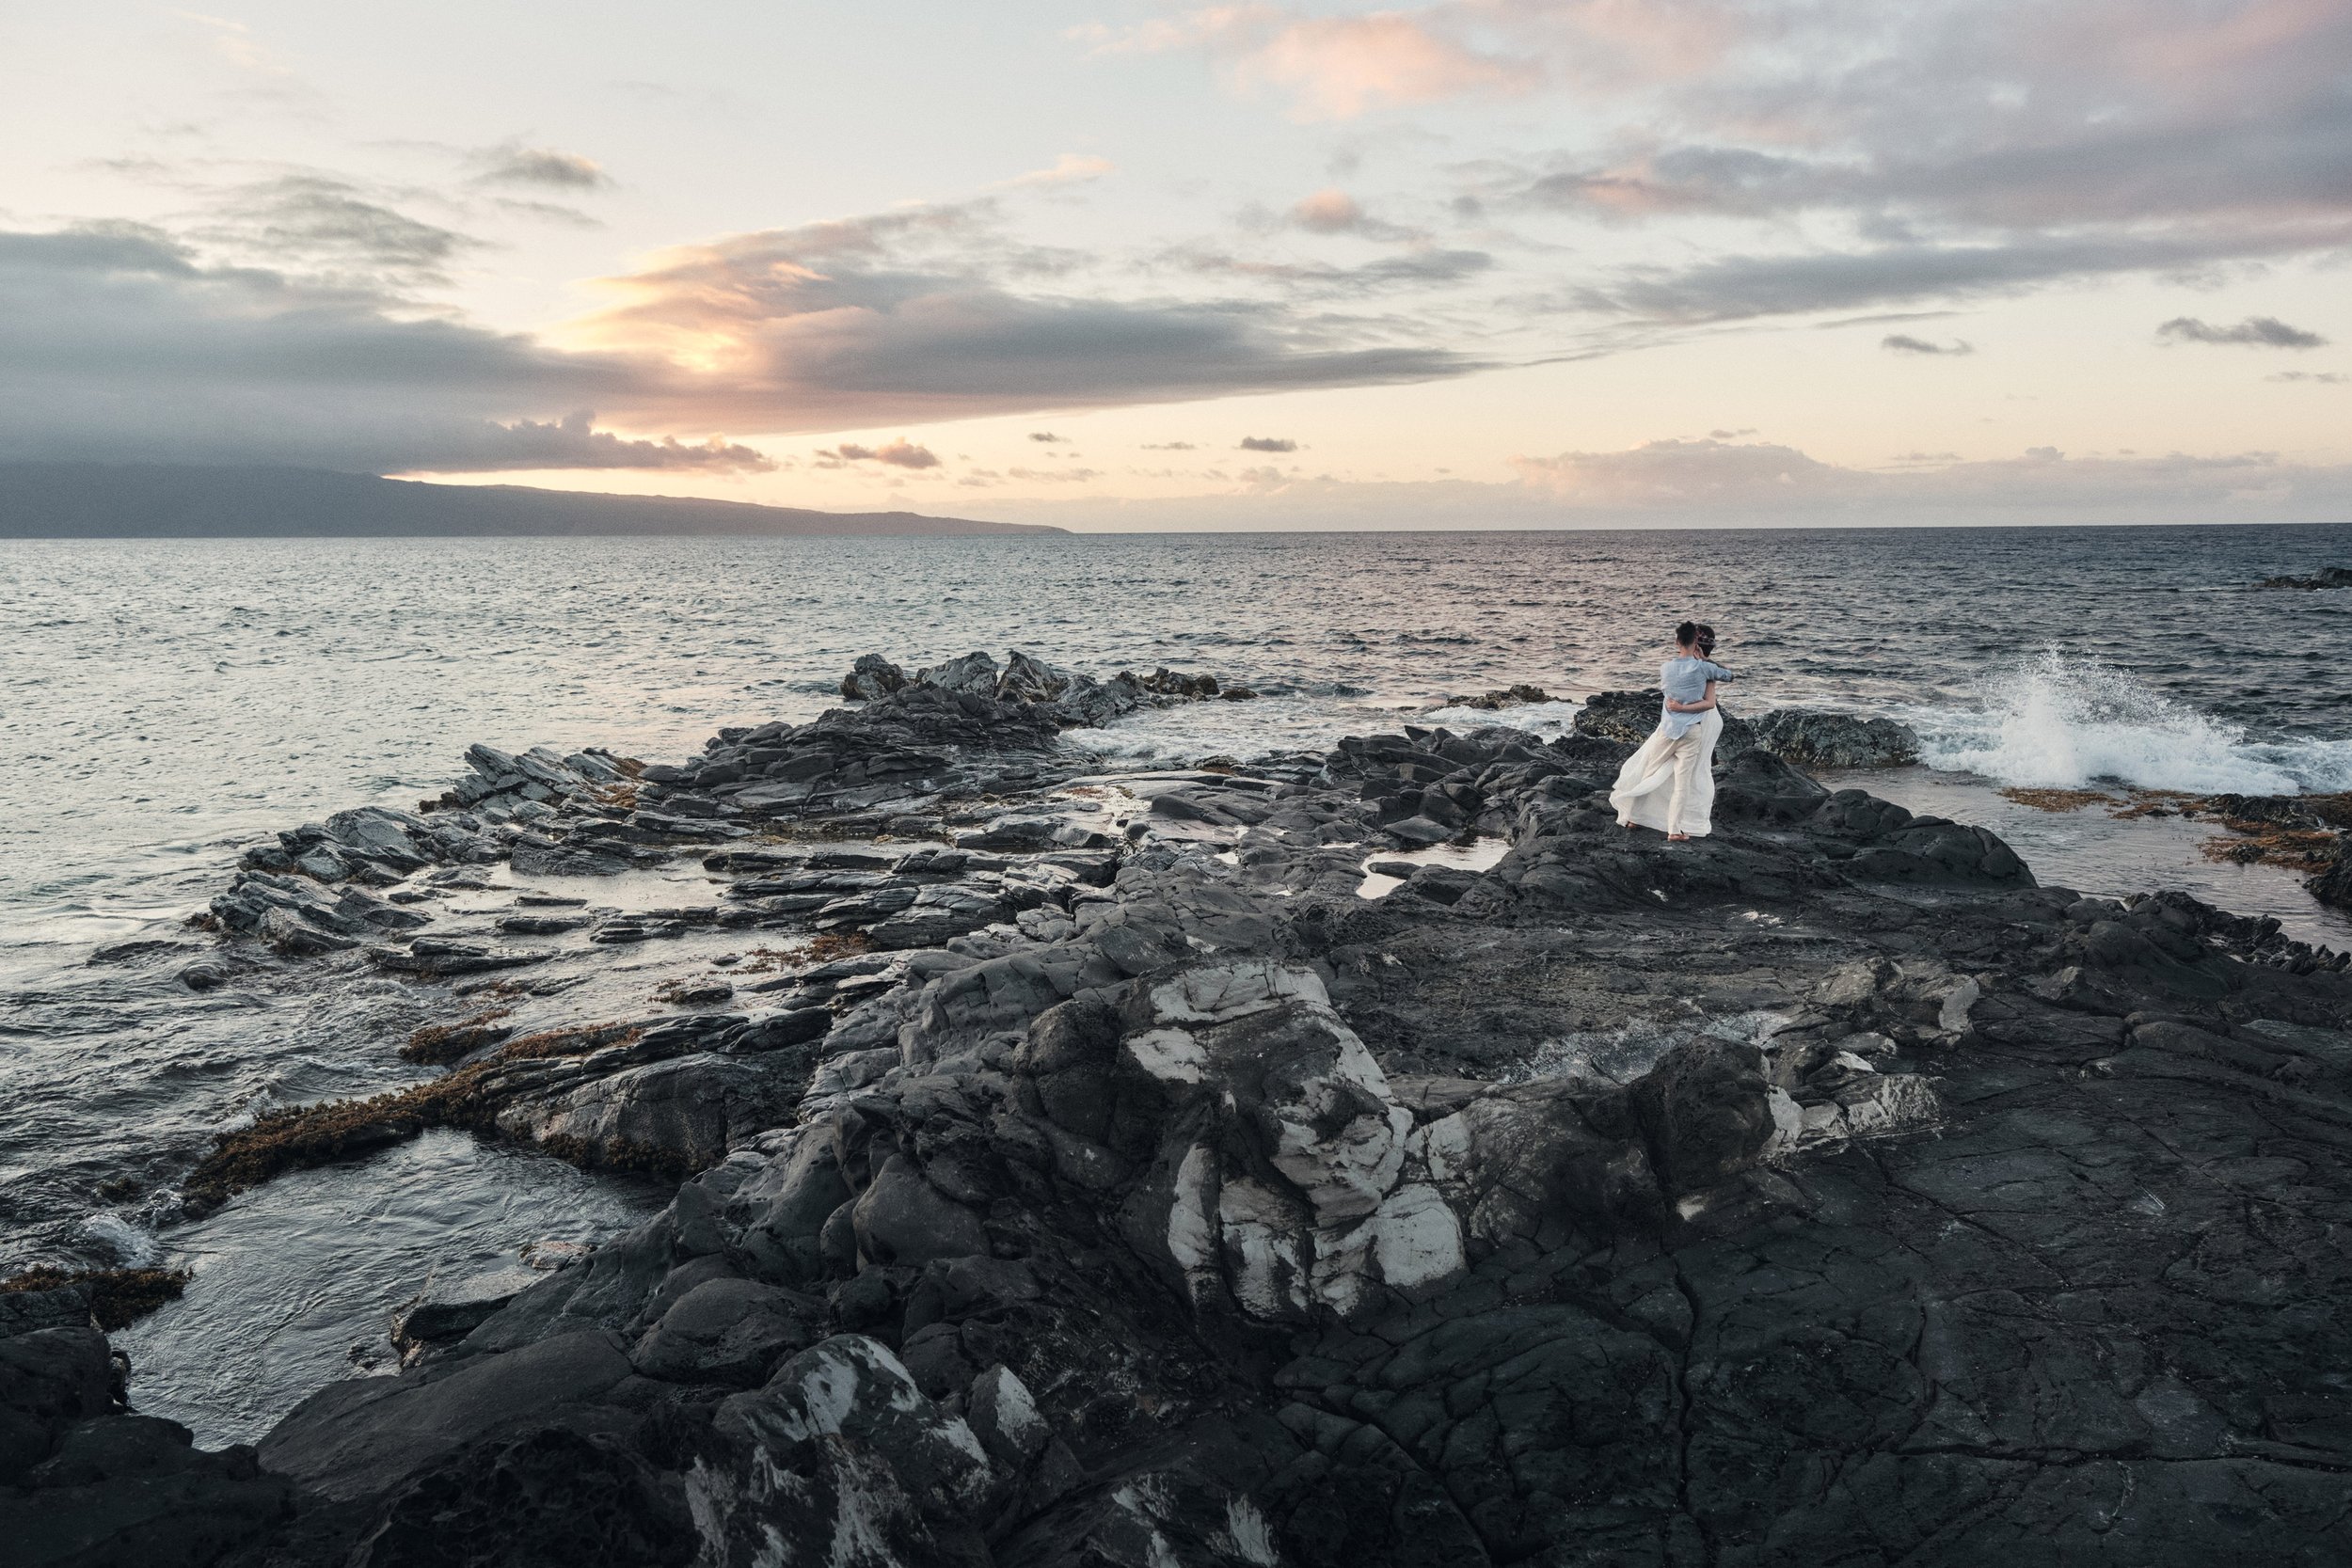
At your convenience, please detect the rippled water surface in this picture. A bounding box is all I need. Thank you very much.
[6,524,2351,1443]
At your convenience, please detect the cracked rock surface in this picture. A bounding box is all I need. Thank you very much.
[12,664,2352,1566]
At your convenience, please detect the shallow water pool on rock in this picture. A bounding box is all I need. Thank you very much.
[1826,766,2352,950]
[114,1128,667,1448]
[1356,837,1511,897]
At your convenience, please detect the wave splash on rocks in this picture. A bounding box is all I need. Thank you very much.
[1911,647,2352,797]
[8,650,2352,1566]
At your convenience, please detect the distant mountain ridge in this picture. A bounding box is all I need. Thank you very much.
[0,464,1064,538]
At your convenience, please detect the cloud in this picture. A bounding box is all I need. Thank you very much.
[0,225,766,474]
[567,202,1485,429]
[1490,2,2352,221]
[1882,334,1974,356]
[1028,431,1066,442]
[0,179,1492,472]
[1502,438,2339,524]
[425,412,771,471]
[199,175,473,286]
[1142,441,1198,450]
[2158,315,2328,349]
[469,144,612,190]
[1002,153,1115,188]
[1282,185,1427,243]
[1571,226,2350,324]
[486,197,605,229]
[1006,466,1104,483]
[1293,187,1365,233]
[1083,7,1535,119]
[1415,0,2352,324]
[1164,243,1492,293]
[177,10,295,77]
[988,437,2352,531]
[2269,371,2348,384]
[1511,438,1851,505]
[822,438,941,469]
[1238,436,1297,451]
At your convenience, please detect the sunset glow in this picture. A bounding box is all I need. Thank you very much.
[3,1,2348,528]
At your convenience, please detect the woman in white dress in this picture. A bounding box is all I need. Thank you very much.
[1610,621,1735,842]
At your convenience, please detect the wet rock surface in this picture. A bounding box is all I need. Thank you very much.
[19,665,2352,1565]
[1573,689,1920,770]
[1743,707,1921,768]
[2169,790,2352,911]
[1447,683,1552,710]
[0,1291,295,1565]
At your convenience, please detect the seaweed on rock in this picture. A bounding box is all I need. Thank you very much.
[0,1264,192,1332]
[185,1022,660,1210]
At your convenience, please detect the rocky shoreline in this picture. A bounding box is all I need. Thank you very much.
[8,653,2352,1566]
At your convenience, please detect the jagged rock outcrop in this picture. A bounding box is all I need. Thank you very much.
[1572,689,1919,769]
[0,1289,294,1565]
[1446,684,1551,710]
[44,670,2352,1566]
[1744,707,1921,768]
[2312,854,2352,910]
[664,684,1073,816]
[842,652,912,701]
[837,650,1256,730]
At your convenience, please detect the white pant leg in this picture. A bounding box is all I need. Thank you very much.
[1670,710,1724,835]
[1611,726,1688,829]
[1665,730,1704,832]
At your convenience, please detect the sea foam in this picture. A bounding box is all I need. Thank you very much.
[79,1211,161,1267]
[1911,649,2352,795]
[1414,698,1586,737]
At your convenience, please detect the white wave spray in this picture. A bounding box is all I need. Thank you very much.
[1910,648,2352,795]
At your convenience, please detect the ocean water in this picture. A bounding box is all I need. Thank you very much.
[5,523,2350,1442]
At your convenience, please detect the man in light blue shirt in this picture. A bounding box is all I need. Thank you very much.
[1660,649,1735,739]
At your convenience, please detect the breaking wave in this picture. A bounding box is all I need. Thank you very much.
[1910,649,2352,796]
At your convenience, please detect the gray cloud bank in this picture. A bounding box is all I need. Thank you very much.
[0,195,1486,473]
[1481,0,2352,323]
[0,227,646,472]
[1108,0,2352,330]
[2158,316,2329,349]
[987,439,2352,531]
[578,203,1484,431]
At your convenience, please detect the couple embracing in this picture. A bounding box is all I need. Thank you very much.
[1609,620,1734,843]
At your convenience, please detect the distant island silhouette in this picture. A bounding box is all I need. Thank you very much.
[0,464,1064,538]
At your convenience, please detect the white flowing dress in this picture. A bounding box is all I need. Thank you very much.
[1610,706,1724,836]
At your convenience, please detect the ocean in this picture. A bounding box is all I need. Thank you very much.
[5,522,2350,1443]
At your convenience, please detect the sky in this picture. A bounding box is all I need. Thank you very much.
[3,0,2349,530]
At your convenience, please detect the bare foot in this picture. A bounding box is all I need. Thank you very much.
[1665,832,1690,842]
[1619,819,1636,831]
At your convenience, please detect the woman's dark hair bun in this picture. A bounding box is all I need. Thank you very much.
[1675,620,1700,646]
